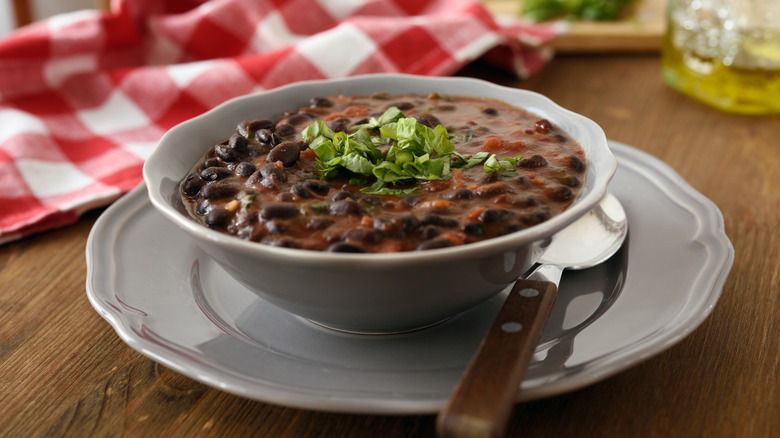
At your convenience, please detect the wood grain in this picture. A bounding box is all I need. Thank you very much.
[437,279,557,438]
[484,0,666,52]
[1,55,779,438]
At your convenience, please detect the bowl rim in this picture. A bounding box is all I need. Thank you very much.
[142,73,616,265]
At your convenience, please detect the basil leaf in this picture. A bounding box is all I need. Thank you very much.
[429,124,454,156]
[310,137,338,162]
[377,106,404,125]
[304,105,463,186]
[341,152,374,176]
[302,120,334,142]
[373,161,410,183]
[483,154,523,177]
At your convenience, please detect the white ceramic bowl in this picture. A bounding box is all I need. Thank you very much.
[143,74,616,333]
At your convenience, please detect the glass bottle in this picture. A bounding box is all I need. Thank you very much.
[661,0,780,115]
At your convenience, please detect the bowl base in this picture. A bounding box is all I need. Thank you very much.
[302,316,453,336]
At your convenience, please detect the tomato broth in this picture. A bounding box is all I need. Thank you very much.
[179,93,586,252]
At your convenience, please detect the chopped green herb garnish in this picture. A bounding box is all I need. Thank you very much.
[303,107,459,194]
[484,154,524,177]
[307,201,330,214]
[303,107,523,194]
[522,0,637,22]
[239,193,257,210]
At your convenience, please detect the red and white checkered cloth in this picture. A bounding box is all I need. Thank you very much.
[0,0,563,245]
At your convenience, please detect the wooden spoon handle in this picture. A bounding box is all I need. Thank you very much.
[436,278,558,438]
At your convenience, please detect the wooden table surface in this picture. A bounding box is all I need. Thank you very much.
[1,54,778,437]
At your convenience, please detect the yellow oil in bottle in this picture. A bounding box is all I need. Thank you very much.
[661,2,780,116]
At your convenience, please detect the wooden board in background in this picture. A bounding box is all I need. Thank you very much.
[484,0,666,52]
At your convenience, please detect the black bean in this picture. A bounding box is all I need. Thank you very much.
[260,203,300,220]
[327,243,367,253]
[392,214,421,231]
[235,162,256,178]
[421,215,459,227]
[329,199,364,216]
[291,184,312,199]
[201,166,232,181]
[275,122,295,138]
[421,226,441,240]
[202,157,221,169]
[515,176,531,188]
[509,223,527,233]
[205,207,228,228]
[331,190,357,201]
[435,104,456,111]
[343,228,382,244]
[535,119,553,134]
[515,195,540,208]
[215,144,239,162]
[283,113,312,126]
[259,174,278,189]
[421,214,444,226]
[247,118,276,132]
[202,181,239,199]
[463,222,484,236]
[558,175,581,187]
[518,154,548,168]
[482,171,501,183]
[267,141,300,167]
[258,163,287,182]
[416,239,456,251]
[478,208,515,224]
[443,188,474,200]
[411,112,441,128]
[568,155,585,173]
[482,107,498,116]
[476,182,507,198]
[301,179,332,196]
[307,217,333,230]
[360,194,381,206]
[550,186,573,202]
[520,210,551,225]
[196,200,210,216]
[256,129,281,146]
[245,170,262,187]
[181,173,204,196]
[389,102,414,110]
[229,133,248,153]
[328,117,351,133]
[310,97,333,108]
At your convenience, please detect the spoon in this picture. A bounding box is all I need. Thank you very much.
[437,192,628,438]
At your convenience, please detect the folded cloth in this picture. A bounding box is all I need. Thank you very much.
[0,0,563,245]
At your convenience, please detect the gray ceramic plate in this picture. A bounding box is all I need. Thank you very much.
[86,141,733,414]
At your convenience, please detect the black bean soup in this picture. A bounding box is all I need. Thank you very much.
[179,93,586,253]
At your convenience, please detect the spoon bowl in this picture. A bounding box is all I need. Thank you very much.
[437,193,628,438]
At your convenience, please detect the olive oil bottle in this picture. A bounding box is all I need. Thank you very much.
[661,0,780,115]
